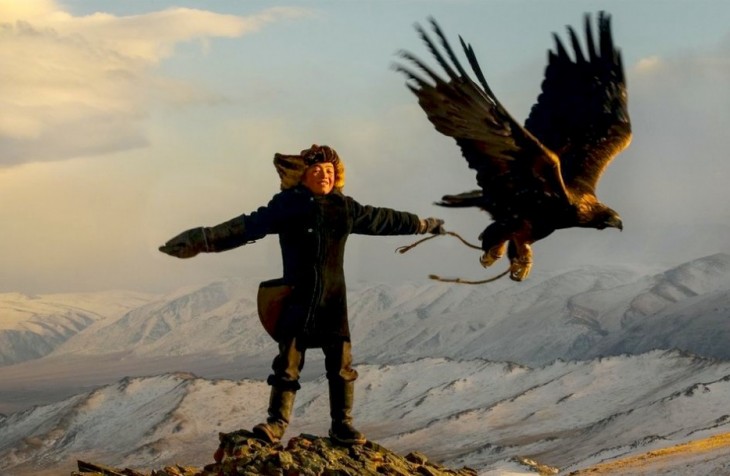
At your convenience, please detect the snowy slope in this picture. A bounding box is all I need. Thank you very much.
[1,351,729,475]
[32,253,730,369]
[351,253,730,366]
[51,278,273,358]
[2,254,727,370]
[1,254,728,419]
[1,254,729,474]
[0,290,154,364]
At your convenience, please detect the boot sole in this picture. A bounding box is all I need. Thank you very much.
[329,430,366,446]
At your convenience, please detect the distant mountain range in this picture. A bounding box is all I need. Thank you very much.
[2,253,729,367]
[1,253,729,475]
[0,290,154,365]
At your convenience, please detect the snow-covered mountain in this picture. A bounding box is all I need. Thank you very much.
[1,351,729,475]
[16,253,727,369]
[1,254,729,414]
[353,253,730,366]
[0,290,154,365]
[1,254,729,474]
[52,279,270,358]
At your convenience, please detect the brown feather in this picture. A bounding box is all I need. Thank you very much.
[525,11,632,196]
[395,20,572,216]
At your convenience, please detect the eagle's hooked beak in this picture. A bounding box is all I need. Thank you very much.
[610,216,624,231]
[597,213,623,231]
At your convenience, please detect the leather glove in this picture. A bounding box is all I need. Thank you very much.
[419,217,446,235]
[159,227,209,258]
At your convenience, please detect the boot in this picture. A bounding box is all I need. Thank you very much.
[252,386,296,444]
[328,380,366,445]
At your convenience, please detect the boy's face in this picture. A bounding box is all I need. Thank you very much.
[301,162,336,195]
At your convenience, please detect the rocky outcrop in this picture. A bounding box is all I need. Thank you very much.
[73,430,477,476]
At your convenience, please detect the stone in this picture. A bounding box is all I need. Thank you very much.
[74,432,478,476]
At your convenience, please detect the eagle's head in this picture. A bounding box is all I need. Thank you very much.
[585,204,623,231]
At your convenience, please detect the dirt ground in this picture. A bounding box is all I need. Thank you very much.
[568,432,730,475]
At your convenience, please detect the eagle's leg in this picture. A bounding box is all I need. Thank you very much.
[507,240,533,282]
[478,222,510,268]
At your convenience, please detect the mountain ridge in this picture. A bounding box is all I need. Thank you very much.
[1,254,729,474]
[1,254,726,370]
[2,350,729,475]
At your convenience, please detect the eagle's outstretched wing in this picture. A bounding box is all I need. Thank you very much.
[394,18,571,211]
[525,12,632,196]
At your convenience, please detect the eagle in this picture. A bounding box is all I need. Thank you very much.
[395,12,631,281]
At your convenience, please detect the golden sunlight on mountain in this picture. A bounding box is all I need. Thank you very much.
[570,433,730,475]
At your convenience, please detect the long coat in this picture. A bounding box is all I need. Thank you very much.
[206,185,422,345]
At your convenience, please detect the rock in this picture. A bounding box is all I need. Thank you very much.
[74,460,148,475]
[74,431,477,476]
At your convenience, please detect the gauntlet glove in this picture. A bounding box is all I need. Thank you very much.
[159,216,249,258]
[419,217,446,235]
[158,227,209,258]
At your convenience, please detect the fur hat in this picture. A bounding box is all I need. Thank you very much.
[273,144,345,191]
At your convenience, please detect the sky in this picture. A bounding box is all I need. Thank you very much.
[1,0,729,294]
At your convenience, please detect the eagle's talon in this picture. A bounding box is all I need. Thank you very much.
[509,257,532,281]
[480,243,507,268]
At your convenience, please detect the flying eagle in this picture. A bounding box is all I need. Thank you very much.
[395,12,631,281]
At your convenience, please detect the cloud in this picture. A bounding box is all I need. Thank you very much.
[0,1,309,166]
[0,0,57,22]
[630,50,730,111]
[634,55,662,74]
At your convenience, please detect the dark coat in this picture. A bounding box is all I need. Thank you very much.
[206,186,422,345]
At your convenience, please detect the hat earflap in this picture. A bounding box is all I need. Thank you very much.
[273,153,307,190]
